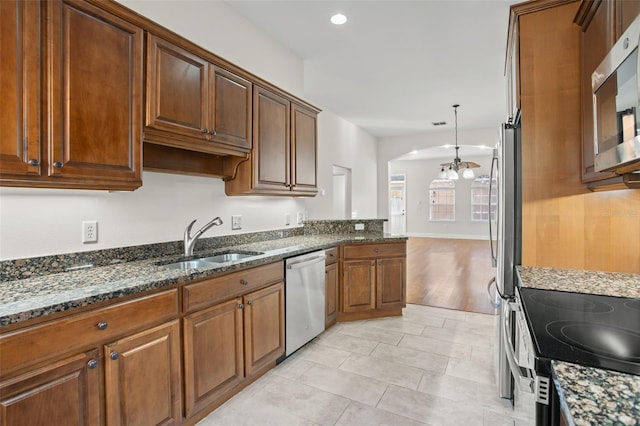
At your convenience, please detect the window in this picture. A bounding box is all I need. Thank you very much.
[429,178,455,221]
[470,174,497,221]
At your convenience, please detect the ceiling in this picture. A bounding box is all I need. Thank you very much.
[225,0,514,139]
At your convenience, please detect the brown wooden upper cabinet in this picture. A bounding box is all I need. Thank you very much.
[574,0,640,189]
[225,86,319,196]
[0,0,143,190]
[145,35,252,156]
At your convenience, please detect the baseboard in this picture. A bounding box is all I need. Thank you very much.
[406,233,489,240]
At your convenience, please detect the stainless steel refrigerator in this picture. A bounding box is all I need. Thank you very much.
[489,117,522,401]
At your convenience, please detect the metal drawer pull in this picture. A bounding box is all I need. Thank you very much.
[87,359,98,369]
[110,352,120,361]
[97,322,108,330]
[240,279,248,285]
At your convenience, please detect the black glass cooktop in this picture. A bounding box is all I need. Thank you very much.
[519,287,640,376]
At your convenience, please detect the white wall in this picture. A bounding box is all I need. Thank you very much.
[377,127,499,220]
[0,1,378,260]
[390,156,493,239]
[302,110,378,220]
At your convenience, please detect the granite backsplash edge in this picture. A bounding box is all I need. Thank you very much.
[1,219,387,281]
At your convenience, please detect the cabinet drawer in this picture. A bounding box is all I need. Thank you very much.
[183,261,284,313]
[325,247,338,265]
[0,289,179,376]
[342,242,406,259]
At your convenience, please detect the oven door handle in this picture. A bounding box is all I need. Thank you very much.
[503,301,535,394]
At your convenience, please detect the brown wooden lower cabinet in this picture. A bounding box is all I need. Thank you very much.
[325,262,338,328]
[342,259,376,313]
[182,282,285,421]
[243,283,285,377]
[0,349,100,425]
[339,242,407,321]
[104,320,182,426]
[377,257,406,309]
[183,298,244,418]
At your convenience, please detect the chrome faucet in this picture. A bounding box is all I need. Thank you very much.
[184,217,223,256]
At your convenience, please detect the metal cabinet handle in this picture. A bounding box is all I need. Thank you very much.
[211,129,217,135]
[97,321,108,330]
[110,352,120,361]
[247,300,253,306]
[203,128,210,134]
[28,159,39,166]
[238,303,244,309]
[53,161,63,168]
[87,359,98,369]
[240,279,248,286]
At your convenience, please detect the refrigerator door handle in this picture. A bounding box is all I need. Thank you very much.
[489,152,499,268]
[487,277,511,307]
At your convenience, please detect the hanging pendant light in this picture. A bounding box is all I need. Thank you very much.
[462,164,475,179]
[439,104,480,179]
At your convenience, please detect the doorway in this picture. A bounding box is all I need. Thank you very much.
[389,173,406,235]
[332,165,352,219]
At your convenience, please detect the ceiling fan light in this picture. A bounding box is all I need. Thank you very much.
[446,168,459,180]
[438,167,447,179]
[462,167,475,179]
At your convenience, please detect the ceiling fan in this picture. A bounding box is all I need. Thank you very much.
[438,104,480,180]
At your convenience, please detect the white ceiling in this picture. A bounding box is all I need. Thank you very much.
[225,0,513,139]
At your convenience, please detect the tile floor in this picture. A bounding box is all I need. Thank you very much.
[197,304,534,426]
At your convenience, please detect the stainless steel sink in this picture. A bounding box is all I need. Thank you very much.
[160,251,263,270]
[200,253,257,263]
[162,259,218,270]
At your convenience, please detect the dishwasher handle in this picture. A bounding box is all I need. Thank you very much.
[287,255,326,270]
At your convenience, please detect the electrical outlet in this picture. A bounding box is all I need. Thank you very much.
[285,213,291,226]
[354,223,365,231]
[296,212,304,225]
[82,221,98,243]
[231,215,242,230]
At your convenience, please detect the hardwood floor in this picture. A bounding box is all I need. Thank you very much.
[406,237,498,315]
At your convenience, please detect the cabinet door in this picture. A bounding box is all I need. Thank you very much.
[183,298,244,418]
[579,1,619,183]
[376,257,406,309]
[244,282,285,377]
[0,0,41,177]
[44,0,142,189]
[0,349,100,425]
[342,260,376,313]
[252,86,291,191]
[104,320,182,426]
[291,103,318,194]
[325,262,339,327]
[146,34,209,140]
[210,66,252,151]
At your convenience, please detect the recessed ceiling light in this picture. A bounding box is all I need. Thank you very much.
[330,13,347,25]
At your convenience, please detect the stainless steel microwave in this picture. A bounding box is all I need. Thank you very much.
[592,13,640,174]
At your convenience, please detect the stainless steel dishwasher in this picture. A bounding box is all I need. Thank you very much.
[285,250,326,356]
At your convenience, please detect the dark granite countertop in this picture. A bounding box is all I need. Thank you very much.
[552,361,639,426]
[0,232,406,327]
[518,265,640,426]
